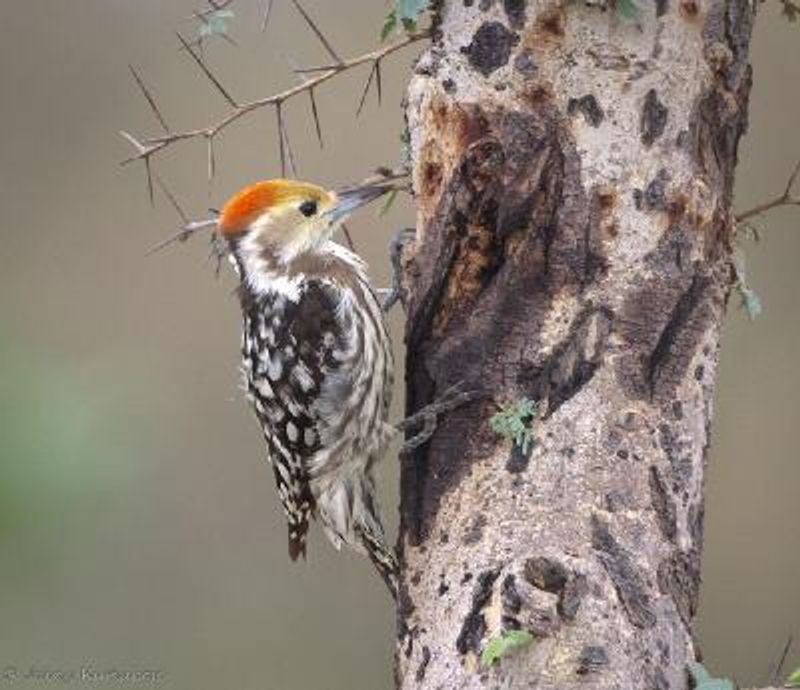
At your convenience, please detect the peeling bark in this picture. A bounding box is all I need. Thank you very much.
[396,0,753,688]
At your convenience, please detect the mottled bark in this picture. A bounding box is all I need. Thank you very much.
[396,1,753,688]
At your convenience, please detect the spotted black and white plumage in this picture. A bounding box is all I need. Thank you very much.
[235,243,396,588]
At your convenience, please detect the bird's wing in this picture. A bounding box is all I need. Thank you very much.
[243,279,353,559]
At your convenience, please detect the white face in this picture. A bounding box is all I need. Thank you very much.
[245,192,339,264]
[234,185,388,266]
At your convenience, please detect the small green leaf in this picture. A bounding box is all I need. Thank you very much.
[615,0,640,20]
[378,189,399,217]
[481,630,533,667]
[489,398,538,454]
[687,662,735,690]
[200,9,235,38]
[787,667,800,687]
[381,11,399,42]
[381,10,397,43]
[732,250,762,320]
[397,0,428,23]
[738,283,762,320]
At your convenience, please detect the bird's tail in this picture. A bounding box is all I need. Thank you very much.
[358,526,398,600]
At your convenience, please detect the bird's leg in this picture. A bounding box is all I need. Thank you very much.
[396,382,481,452]
[377,227,416,313]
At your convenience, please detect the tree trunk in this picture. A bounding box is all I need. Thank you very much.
[395,1,753,688]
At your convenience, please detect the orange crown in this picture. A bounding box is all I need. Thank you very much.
[218,180,324,237]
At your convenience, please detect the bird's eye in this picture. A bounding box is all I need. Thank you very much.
[299,200,318,217]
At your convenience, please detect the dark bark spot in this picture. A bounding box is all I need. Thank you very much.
[462,513,487,545]
[567,95,604,127]
[524,557,568,593]
[653,667,670,690]
[658,424,692,497]
[617,220,718,404]
[442,78,456,93]
[640,168,671,211]
[502,574,523,614]
[641,89,668,147]
[536,6,565,37]
[513,50,537,76]
[519,306,613,416]
[655,0,669,16]
[649,465,677,542]
[672,400,683,419]
[456,568,500,654]
[577,645,609,675]
[647,274,710,397]
[680,0,699,19]
[462,22,519,76]
[506,442,531,473]
[558,572,588,621]
[479,0,494,9]
[591,514,656,628]
[504,0,527,27]
[415,646,431,683]
[423,161,444,200]
[690,68,752,207]
[688,501,705,548]
[501,574,523,628]
[658,550,701,628]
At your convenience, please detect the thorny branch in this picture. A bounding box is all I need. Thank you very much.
[121,30,429,180]
[736,158,800,223]
[126,0,425,261]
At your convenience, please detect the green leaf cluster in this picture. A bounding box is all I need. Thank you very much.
[687,662,735,690]
[489,398,539,454]
[481,630,534,667]
[382,0,428,41]
[199,9,235,39]
[732,249,763,320]
[787,667,800,687]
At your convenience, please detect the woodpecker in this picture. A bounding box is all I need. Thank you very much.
[217,178,397,594]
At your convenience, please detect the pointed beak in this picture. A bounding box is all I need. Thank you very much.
[325,184,392,224]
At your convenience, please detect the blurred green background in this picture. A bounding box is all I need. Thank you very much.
[0,2,797,688]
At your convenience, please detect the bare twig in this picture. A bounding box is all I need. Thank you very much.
[121,32,428,169]
[768,634,793,686]
[289,0,342,64]
[736,158,800,223]
[261,0,276,32]
[128,65,170,133]
[357,61,381,116]
[154,174,190,224]
[175,31,239,108]
[206,135,216,187]
[308,88,323,148]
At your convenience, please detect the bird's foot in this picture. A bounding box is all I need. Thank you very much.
[379,227,416,313]
[396,382,482,452]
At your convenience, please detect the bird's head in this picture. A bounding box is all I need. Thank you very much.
[217,179,390,264]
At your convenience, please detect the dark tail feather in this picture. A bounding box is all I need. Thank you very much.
[287,518,310,561]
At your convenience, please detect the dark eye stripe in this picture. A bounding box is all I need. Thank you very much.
[299,200,318,217]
